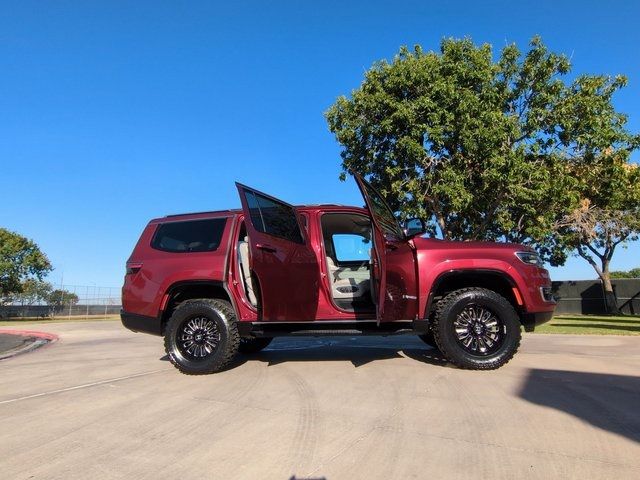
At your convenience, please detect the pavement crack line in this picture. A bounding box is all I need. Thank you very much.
[306,408,402,477]
[0,369,170,405]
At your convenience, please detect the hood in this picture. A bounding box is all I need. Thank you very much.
[411,236,528,252]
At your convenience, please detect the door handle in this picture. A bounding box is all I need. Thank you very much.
[385,241,398,250]
[256,243,277,253]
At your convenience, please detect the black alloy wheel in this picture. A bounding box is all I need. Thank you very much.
[453,304,505,356]
[177,316,221,359]
[165,299,239,375]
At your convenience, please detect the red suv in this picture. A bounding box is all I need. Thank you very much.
[122,175,555,374]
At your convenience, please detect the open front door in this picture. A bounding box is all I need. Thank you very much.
[353,174,418,322]
[236,183,319,321]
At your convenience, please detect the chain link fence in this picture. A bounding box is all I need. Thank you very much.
[0,284,121,319]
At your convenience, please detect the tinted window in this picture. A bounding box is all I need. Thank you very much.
[360,180,404,238]
[332,234,371,262]
[151,218,227,252]
[243,189,303,244]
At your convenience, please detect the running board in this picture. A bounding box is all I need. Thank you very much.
[237,320,428,338]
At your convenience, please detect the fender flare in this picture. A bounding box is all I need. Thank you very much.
[159,280,235,332]
[424,268,520,319]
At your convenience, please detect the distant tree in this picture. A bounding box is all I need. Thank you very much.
[47,289,79,308]
[0,228,52,301]
[610,268,640,278]
[326,37,639,269]
[14,279,53,306]
[553,157,640,313]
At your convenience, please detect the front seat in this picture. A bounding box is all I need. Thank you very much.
[326,257,370,299]
[238,237,258,306]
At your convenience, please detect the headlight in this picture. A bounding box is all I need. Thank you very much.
[515,251,543,267]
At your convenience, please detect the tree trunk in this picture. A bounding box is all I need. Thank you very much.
[434,211,448,240]
[577,246,621,315]
[600,266,621,315]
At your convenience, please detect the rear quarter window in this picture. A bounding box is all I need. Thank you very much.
[151,218,227,253]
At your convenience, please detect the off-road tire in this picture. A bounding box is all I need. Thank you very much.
[164,299,240,375]
[432,288,521,370]
[238,337,273,354]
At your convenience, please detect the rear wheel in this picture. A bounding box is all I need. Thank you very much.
[164,299,239,375]
[432,288,521,370]
[238,337,273,354]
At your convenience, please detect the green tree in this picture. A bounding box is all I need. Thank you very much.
[610,267,640,278]
[47,289,79,317]
[325,37,639,268]
[0,228,52,300]
[553,157,640,313]
[47,289,79,308]
[14,279,53,306]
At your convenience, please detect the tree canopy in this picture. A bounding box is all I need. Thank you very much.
[610,267,640,279]
[326,37,639,267]
[0,228,52,300]
[47,289,79,308]
[11,279,53,306]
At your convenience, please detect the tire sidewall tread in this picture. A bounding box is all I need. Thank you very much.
[432,287,521,370]
[164,299,240,375]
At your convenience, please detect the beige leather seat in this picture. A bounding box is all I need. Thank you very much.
[238,237,258,306]
[326,257,370,299]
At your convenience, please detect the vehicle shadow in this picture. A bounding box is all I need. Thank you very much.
[518,369,640,443]
[236,339,452,368]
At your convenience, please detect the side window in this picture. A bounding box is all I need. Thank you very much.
[151,218,227,252]
[243,189,303,244]
[332,234,371,262]
[360,181,404,238]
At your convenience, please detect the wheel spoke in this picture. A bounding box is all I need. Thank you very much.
[453,304,504,356]
[177,316,220,360]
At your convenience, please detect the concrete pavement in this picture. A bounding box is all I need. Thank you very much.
[0,320,638,479]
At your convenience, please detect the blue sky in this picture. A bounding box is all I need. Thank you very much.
[1,0,639,288]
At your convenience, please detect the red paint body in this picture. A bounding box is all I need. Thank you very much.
[122,185,556,332]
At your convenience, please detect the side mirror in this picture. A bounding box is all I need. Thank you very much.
[403,218,427,237]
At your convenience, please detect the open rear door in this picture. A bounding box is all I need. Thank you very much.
[236,183,319,321]
[353,174,417,322]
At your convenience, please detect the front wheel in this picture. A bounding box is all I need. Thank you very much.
[164,299,239,375]
[432,288,521,370]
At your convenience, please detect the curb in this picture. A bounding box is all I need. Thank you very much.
[0,330,59,361]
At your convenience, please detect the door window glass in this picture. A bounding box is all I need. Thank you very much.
[332,234,371,262]
[360,181,404,238]
[243,188,303,244]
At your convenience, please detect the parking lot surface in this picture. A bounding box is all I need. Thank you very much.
[1,320,638,479]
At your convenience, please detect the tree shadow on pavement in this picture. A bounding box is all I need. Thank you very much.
[519,369,640,443]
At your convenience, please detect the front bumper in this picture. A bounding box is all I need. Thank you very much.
[521,311,554,332]
[120,310,163,336]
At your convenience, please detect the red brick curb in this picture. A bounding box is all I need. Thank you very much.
[0,329,59,341]
[0,330,59,360]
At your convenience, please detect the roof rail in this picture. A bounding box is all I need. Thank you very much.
[164,209,239,218]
